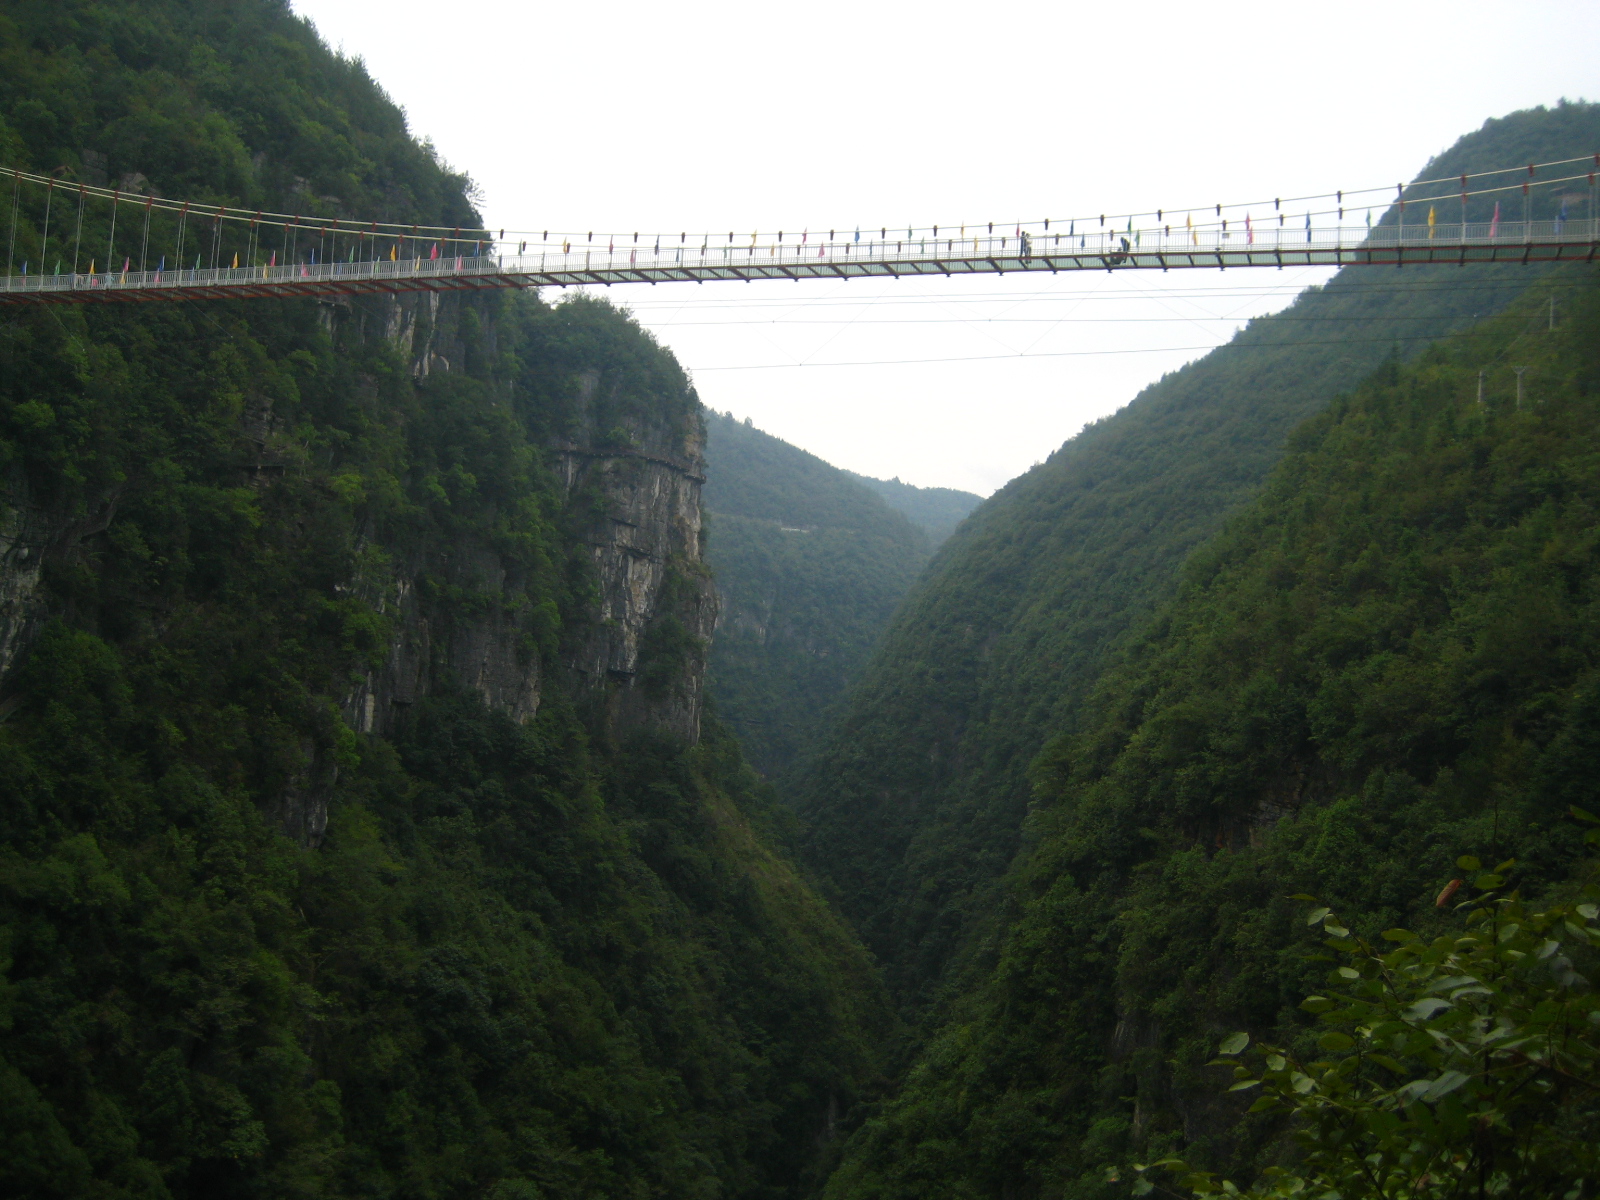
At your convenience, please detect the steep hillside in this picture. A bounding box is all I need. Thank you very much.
[0,5,889,1197]
[793,102,1600,1017]
[842,473,982,547]
[703,412,931,777]
[823,269,1600,1200]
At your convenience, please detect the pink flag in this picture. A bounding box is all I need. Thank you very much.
[1490,202,1500,239]
[1246,213,1254,245]
[430,243,439,260]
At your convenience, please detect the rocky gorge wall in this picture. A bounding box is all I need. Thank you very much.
[0,287,717,848]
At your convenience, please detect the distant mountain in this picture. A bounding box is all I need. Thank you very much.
[843,472,983,546]
[793,101,1600,1022]
[703,413,931,777]
[824,263,1600,1200]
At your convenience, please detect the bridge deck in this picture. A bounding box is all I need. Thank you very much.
[1,222,1595,305]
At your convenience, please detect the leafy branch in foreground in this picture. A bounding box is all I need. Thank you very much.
[1128,808,1600,1200]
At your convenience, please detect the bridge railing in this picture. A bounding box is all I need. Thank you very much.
[2,219,1596,299]
[505,219,1597,274]
[0,251,511,299]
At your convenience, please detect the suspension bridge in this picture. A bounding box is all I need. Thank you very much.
[2,158,1597,306]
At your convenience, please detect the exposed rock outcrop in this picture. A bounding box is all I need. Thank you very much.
[341,299,716,759]
[553,369,717,745]
[0,291,716,848]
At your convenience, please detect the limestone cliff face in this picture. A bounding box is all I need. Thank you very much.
[324,295,719,839]
[334,295,715,748]
[0,486,63,684]
[0,290,716,848]
[553,369,717,745]
[339,549,543,739]
[0,474,121,684]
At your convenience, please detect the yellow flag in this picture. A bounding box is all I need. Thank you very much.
[231,253,239,268]
[89,259,95,274]
[390,244,398,261]
[1428,206,1436,239]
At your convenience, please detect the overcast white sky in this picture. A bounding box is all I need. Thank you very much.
[292,0,1598,495]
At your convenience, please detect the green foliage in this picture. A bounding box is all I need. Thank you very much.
[0,1,475,205]
[794,103,1600,1020]
[820,267,1600,1198]
[1137,833,1600,1199]
[0,4,891,1196]
[0,624,889,1198]
[703,412,931,778]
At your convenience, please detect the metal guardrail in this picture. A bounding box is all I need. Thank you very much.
[2,221,1596,304]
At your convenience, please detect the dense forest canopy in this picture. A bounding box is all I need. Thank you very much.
[791,103,1600,1025]
[821,268,1600,1200]
[4,5,1600,1197]
[0,0,478,233]
[0,3,891,1198]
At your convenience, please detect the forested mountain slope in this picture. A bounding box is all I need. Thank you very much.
[841,473,982,547]
[823,268,1600,1200]
[703,412,932,777]
[0,4,889,1197]
[793,101,1600,1017]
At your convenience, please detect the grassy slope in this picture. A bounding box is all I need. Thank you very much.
[793,102,1600,1019]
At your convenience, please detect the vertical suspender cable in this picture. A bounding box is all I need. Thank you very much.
[6,170,19,279]
[40,178,55,275]
[140,194,152,273]
[175,201,189,269]
[71,185,84,276]
[107,189,120,274]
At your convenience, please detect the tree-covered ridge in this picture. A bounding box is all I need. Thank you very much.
[792,103,1600,1020]
[0,2,892,1195]
[0,0,479,271]
[0,273,890,1200]
[703,412,931,778]
[841,473,982,548]
[822,272,1600,1200]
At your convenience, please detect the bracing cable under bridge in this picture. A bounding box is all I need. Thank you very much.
[2,156,1598,306]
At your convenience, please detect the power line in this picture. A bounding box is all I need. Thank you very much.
[689,332,1487,372]
[613,280,1574,311]
[645,314,1493,328]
